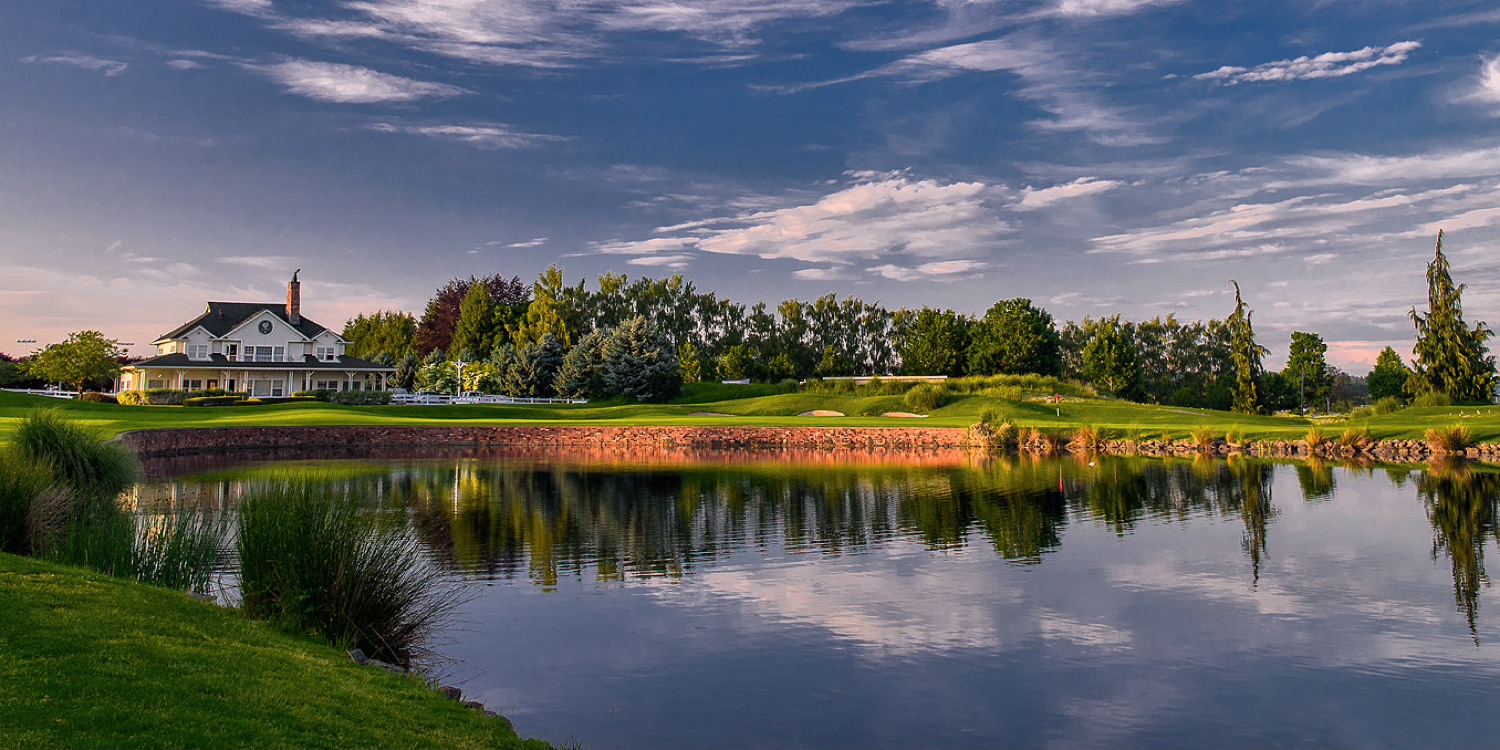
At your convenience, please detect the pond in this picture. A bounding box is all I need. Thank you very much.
[134,448,1500,749]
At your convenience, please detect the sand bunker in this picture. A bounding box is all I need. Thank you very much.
[688,411,733,416]
[797,410,845,417]
[880,412,928,418]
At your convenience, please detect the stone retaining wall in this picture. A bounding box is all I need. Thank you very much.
[117,424,972,456]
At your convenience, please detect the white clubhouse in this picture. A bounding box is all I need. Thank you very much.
[119,272,395,396]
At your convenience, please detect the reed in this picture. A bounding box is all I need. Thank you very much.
[1304,426,1327,452]
[1070,425,1101,451]
[1190,425,1217,449]
[237,478,464,667]
[0,447,56,555]
[1425,424,1473,454]
[11,409,137,502]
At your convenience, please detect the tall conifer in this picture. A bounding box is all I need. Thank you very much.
[1409,231,1496,402]
[1227,281,1266,414]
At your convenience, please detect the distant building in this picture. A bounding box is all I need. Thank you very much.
[118,272,394,396]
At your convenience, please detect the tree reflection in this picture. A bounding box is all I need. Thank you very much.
[1417,460,1500,639]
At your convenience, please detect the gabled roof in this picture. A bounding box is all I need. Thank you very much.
[156,302,334,343]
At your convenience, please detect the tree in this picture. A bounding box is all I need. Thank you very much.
[1226,281,1266,414]
[965,298,1061,376]
[511,265,577,348]
[600,316,681,402]
[343,310,417,362]
[26,331,124,392]
[415,274,529,355]
[898,308,969,377]
[392,352,420,391]
[451,281,499,360]
[554,329,611,399]
[1282,331,1330,414]
[505,334,564,398]
[1409,231,1496,402]
[1366,347,1412,402]
[1081,315,1140,397]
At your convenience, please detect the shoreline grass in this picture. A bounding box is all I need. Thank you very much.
[0,552,549,750]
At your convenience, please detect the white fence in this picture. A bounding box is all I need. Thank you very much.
[1,388,79,399]
[391,392,586,406]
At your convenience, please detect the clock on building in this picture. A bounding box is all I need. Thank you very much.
[258,320,272,334]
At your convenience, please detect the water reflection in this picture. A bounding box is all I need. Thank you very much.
[137,451,1500,632]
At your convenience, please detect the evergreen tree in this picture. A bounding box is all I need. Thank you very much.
[1366,347,1412,402]
[343,310,417,361]
[1081,315,1140,396]
[415,274,528,355]
[553,328,610,399]
[1409,231,1496,402]
[1226,281,1267,414]
[451,281,498,360]
[600,316,681,402]
[1282,331,1330,414]
[965,298,1061,376]
[393,352,420,391]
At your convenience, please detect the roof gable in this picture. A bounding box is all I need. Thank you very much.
[157,301,333,341]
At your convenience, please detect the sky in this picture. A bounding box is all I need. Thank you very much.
[5,1,1500,373]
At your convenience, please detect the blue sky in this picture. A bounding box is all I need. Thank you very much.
[5,0,1500,372]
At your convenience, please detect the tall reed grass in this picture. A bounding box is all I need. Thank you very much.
[4,409,221,592]
[1426,424,1473,454]
[237,478,464,666]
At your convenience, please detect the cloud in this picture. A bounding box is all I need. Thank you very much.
[1460,54,1500,108]
[20,53,129,76]
[592,172,1011,280]
[255,60,464,103]
[1279,145,1500,186]
[787,36,1154,146]
[506,238,550,248]
[869,260,986,281]
[626,254,694,268]
[1016,177,1122,210]
[1195,41,1420,85]
[369,122,565,149]
[218,0,865,69]
[166,59,205,70]
[1053,0,1178,16]
[217,255,301,271]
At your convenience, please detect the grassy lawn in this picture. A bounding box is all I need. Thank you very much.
[4,388,1500,444]
[0,553,551,750]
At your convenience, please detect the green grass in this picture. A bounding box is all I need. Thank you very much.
[5,388,1500,444]
[0,553,550,750]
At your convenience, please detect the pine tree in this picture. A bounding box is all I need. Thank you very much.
[1227,281,1266,414]
[1366,347,1411,402]
[553,328,610,399]
[1409,231,1496,402]
[1282,331,1330,414]
[600,316,681,402]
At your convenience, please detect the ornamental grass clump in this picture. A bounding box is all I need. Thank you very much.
[903,383,947,413]
[1191,425,1217,450]
[237,478,464,667]
[1304,426,1327,453]
[1070,425,1101,451]
[12,410,137,503]
[1425,424,1473,454]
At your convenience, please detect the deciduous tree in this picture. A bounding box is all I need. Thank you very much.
[965,298,1061,377]
[25,331,124,392]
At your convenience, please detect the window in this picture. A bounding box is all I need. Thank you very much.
[184,379,204,391]
[252,346,275,362]
[315,346,336,362]
[147,379,164,389]
[187,344,209,360]
[273,346,285,362]
[207,379,218,390]
[224,343,239,361]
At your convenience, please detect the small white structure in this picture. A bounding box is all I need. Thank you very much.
[118,272,394,396]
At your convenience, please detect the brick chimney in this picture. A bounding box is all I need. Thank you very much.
[287,269,301,325]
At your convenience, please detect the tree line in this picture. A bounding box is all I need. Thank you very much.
[330,231,1491,408]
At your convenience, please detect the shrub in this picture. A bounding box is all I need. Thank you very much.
[184,396,245,407]
[12,410,137,501]
[1426,424,1473,454]
[237,396,319,406]
[116,389,186,405]
[1412,391,1452,408]
[77,392,116,403]
[978,407,1001,426]
[330,389,393,405]
[904,383,947,412]
[237,478,464,666]
[293,389,334,402]
[0,448,56,555]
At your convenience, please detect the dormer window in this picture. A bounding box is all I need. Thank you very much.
[315,346,337,362]
[187,344,209,360]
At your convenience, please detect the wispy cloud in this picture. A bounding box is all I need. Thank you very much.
[254,60,464,103]
[506,238,550,248]
[592,171,1010,281]
[369,122,566,148]
[869,260,986,281]
[1053,0,1180,17]
[1458,54,1500,108]
[1195,41,1420,85]
[1016,177,1122,209]
[210,0,865,68]
[20,53,129,76]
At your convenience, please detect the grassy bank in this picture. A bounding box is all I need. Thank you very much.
[5,388,1500,444]
[0,553,549,749]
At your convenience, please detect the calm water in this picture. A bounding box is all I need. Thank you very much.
[135,448,1500,749]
